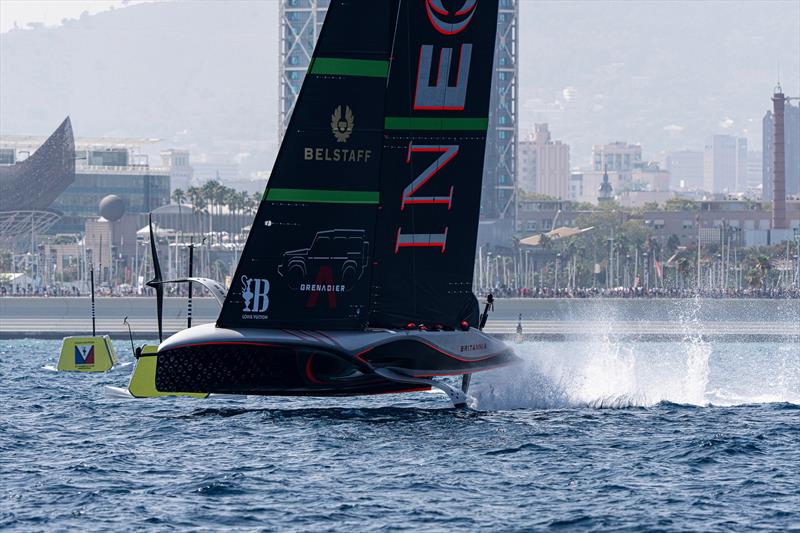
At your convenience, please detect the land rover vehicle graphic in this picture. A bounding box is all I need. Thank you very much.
[278,229,369,290]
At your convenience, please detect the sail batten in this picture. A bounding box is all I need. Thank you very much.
[310,58,391,78]
[384,116,489,130]
[264,189,380,204]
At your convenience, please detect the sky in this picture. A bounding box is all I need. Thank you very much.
[0,0,797,170]
[0,0,155,33]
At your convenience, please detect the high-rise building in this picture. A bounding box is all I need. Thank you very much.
[746,151,763,194]
[278,0,329,139]
[278,0,518,232]
[517,124,570,199]
[631,162,670,192]
[53,149,170,233]
[581,142,642,199]
[703,134,747,194]
[763,100,800,200]
[665,150,704,190]
[161,149,194,191]
[592,142,642,173]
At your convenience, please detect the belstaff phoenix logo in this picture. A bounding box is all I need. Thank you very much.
[331,105,354,143]
[305,105,370,161]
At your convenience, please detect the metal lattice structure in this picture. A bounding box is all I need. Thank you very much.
[0,117,75,212]
[278,0,329,139]
[483,0,517,225]
[279,0,518,228]
[0,210,61,240]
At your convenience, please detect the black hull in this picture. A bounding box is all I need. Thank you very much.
[153,325,518,397]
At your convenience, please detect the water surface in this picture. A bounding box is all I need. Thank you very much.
[1,338,798,531]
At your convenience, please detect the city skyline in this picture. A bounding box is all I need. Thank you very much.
[1,0,797,173]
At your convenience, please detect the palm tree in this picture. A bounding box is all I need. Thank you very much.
[200,180,220,240]
[745,267,762,288]
[236,190,250,238]
[242,193,258,238]
[676,256,691,289]
[172,188,186,205]
[186,186,200,237]
[194,190,208,239]
[230,189,247,237]
[538,232,553,250]
[171,188,186,236]
[223,187,237,235]
[755,255,771,289]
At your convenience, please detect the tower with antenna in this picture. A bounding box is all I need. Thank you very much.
[598,164,613,204]
[770,84,799,230]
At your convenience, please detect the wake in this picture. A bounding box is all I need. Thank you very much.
[470,307,799,410]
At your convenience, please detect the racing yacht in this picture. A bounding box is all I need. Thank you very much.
[141,0,519,406]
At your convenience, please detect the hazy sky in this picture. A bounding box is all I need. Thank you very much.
[1,0,797,169]
[0,0,155,33]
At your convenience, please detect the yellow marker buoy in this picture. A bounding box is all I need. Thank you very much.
[56,266,119,373]
[57,335,118,372]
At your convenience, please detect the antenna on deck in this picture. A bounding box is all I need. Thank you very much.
[187,236,195,329]
[123,316,135,357]
[478,293,494,331]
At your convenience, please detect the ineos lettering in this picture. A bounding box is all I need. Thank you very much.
[414,44,472,111]
[401,144,458,210]
[395,4,479,254]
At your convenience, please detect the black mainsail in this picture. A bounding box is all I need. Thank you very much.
[218,1,399,329]
[368,0,499,329]
[218,0,498,331]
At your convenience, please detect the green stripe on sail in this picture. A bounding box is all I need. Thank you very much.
[310,58,390,78]
[384,117,489,131]
[264,188,379,204]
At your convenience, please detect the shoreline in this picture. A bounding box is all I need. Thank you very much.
[2,296,797,341]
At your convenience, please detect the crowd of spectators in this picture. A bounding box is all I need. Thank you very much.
[0,285,137,297]
[480,286,800,299]
[0,285,83,296]
[3,284,800,299]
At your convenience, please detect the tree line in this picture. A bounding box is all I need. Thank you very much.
[169,179,262,238]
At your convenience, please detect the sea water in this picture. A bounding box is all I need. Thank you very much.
[1,337,798,531]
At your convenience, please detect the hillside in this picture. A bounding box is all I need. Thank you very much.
[1,0,798,167]
[0,1,279,146]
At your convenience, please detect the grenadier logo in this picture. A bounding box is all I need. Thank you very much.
[74,344,95,365]
[331,105,354,143]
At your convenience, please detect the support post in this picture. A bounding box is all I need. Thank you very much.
[90,267,96,336]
